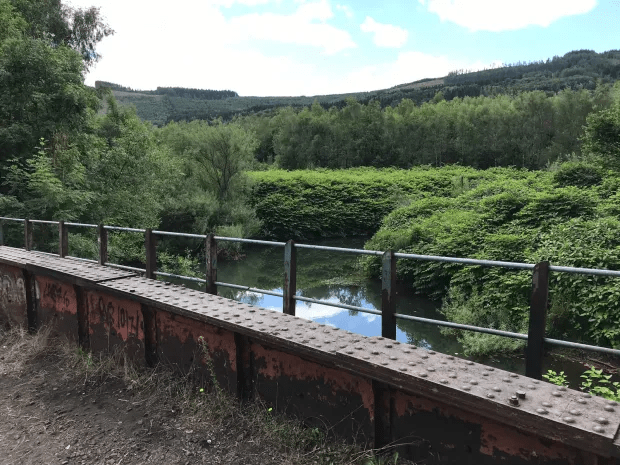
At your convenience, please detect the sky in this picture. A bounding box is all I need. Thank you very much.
[68,0,620,97]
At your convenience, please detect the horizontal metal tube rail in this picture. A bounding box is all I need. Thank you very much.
[214,281,285,298]
[103,226,146,233]
[297,243,384,256]
[394,252,536,270]
[29,219,60,225]
[214,236,286,247]
[154,271,206,284]
[394,313,529,340]
[152,230,207,240]
[0,217,25,222]
[293,295,383,315]
[544,337,620,356]
[64,222,97,228]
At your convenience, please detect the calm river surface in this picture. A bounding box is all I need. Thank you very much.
[174,238,597,386]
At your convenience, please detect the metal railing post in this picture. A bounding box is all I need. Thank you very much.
[24,218,32,251]
[0,220,4,246]
[145,228,157,279]
[381,250,397,340]
[283,240,297,316]
[98,224,107,265]
[58,220,68,258]
[206,234,217,295]
[525,261,550,379]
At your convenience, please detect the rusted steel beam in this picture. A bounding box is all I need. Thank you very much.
[526,261,550,380]
[205,234,217,295]
[145,228,157,280]
[59,220,69,258]
[283,240,296,316]
[97,224,107,266]
[141,304,158,367]
[1,249,619,464]
[381,250,396,340]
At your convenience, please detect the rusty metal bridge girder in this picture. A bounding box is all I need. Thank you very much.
[0,247,619,463]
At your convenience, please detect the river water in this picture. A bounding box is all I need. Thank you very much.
[173,238,600,386]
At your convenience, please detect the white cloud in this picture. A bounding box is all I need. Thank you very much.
[226,0,356,54]
[419,0,598,32]
[360,16,408,48]
[342,51,493,92]
[336,3,354,18]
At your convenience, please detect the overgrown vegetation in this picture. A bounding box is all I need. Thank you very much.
[544,368,620,402]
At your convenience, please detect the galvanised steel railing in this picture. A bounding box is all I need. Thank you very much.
[1,216,619,379]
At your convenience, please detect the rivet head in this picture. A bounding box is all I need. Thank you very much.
[421,355,429,359]
[462,386,471,391]
[466,361,474,365]
[355,346,363,350]
[446,356,454,360]
[604,406,615,412]
[568,409,581,416]
[516,391,526,399]
[428,350,436,354]
[557,386,567,392]
[486,367,495,371]
[509,396,519,406]
[399,367,408,371]
[427,367,435,372]
[563,417,575,424]
[593,425,605,433]
[486,393,495,399]
[595,417,609,425]
[526,384,536,390]
[608,401,619,406]
[408,361,416,366]
[389,356,397,360]
[362,356,370,360]
[536,408,548,414]
[403,349,411,354]
[448,374,457,379]
[551,391,562,397]
[576,398,587,404]
[345,350,353,354]
[440,379,448,384]
[469,380,478,385]
[509,373,519,378]
[418,373,428,378]
[340,345,348,349]
[371,351,380,355]
[381,362,388,366]
[385,344,393,348]
[541,402,552,408]
[492,387,501,392]
[502,378,511,383]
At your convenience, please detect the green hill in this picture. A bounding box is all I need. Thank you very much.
[99,49,620,126]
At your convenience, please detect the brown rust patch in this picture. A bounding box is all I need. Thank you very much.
[392,390,592,464]
[251,342,374,416]
[156,312,236,370]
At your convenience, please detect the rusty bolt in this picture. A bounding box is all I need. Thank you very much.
[516,391,526,399]
[509,396,519,406]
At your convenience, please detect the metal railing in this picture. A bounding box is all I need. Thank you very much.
[1,216,619,378]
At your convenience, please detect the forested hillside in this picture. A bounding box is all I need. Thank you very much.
[105,49,620,125]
